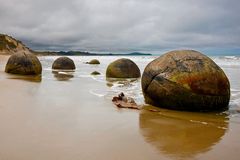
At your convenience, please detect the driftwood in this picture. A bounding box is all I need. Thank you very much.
[112,92,161,112]
[112,92,141,110]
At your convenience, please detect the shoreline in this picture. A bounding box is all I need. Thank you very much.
[0,55,240,159]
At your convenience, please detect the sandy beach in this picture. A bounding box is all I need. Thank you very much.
[0,55,240,160]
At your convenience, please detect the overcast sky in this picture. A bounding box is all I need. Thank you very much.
[0,0,239,54]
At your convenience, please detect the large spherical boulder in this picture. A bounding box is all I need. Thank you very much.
[142,50,230,111]
[106,58,141,78]
[5,52,42,75]
[52,57,75,70]
[88,59,100,64]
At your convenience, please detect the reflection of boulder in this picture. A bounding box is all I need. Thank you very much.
[52,71,74,81]
[139,108,228,158]
[7,74,42,82]
[106,77,139,83]
[106,78,138,88]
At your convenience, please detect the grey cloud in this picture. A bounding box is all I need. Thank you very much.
[0,0,239,53]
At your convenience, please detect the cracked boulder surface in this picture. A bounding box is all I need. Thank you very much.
[52,57,76,70]
[106,58,141,78]
[5,52,42,75]
[141,50,230,111]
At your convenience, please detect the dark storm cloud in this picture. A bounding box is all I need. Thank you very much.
[0,0,239,53]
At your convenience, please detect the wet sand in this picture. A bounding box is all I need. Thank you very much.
[0,55,240,160]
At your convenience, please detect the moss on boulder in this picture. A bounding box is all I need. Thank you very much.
[5,52,42,75]
[141,50,230,111]
[106,58,140,78]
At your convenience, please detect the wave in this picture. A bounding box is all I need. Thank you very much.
[211,56,240,67]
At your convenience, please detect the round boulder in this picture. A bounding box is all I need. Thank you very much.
[91,71,101,75]
[52,57,75,70]
[142,50,230,111]
[88,59,100,64]
[106,58,141,78]
[5,52,42,75]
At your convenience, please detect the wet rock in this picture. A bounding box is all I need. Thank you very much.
[142,50,230,111]
[52,57,76,70]
[91,71,101,75]
[106,58,141,78]
[5,52,42,75]
[88,59,100,64]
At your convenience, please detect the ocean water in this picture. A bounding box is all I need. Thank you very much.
[40,55,240,110]
[0,55,240,160]
[39,56,156,103]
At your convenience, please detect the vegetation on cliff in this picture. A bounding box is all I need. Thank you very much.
[0,34,32,55]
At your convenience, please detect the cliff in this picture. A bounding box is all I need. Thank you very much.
[0,34,32,55]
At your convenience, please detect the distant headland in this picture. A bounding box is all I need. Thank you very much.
[33,51,152,56]
[0,34,152,56]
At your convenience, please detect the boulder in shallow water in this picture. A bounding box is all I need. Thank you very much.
[52,57,75,70]
[88,59,100,64]
[91,71,101,75]
[106,58,140,78]
[141,50,230,111]
[5,52,42,75]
